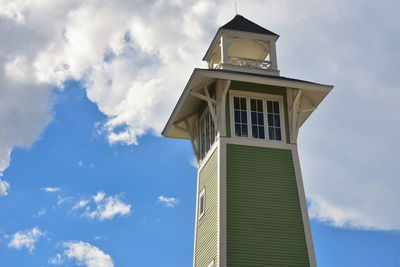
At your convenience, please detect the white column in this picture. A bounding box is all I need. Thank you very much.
[270,41,278,70]
[220,34,229,65]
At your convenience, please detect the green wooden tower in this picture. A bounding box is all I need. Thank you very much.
[162,15,333,267]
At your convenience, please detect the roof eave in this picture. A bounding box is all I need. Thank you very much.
[162,68,333,138]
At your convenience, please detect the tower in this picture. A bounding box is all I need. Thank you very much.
[162,15,333,267]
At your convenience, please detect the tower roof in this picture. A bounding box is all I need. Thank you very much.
[220,14,279,36]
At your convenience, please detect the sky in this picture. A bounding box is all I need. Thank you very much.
[0,0,399,266]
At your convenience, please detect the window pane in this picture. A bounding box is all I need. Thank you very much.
[200,196,204,214]
[259,126,265,139]
[275,128,282,141]
[235,124,241,136]
[258,113,264,124]
[242,124,248,137]
[257,100,263,112]
[274,114,281,127]
[268,114,274,126]
[267,101,273,113]
[234,110,240,122]
[252,126,258,138]
[251,113,257,124]
[241,111,247,123]
[234,97,239,109]
[250,99,256,111]
[240,98,246,110]
[268,127,275,140]
[273,101,280,114]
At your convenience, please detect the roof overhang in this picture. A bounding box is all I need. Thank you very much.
[162,68,333,139]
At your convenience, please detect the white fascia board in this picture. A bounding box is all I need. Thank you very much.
[203,30,223,61]
[162,71,200,137]
[198,69,333,93]
[162,70,216,138]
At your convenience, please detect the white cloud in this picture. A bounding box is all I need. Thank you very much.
[158,195,179,208]
[85,193,131,220]
[8,226,44,253]
[93,192,105,203]
[78,161,84,167]
[0,179,10,196]
[49,241,113,267]
[72,199,89,211]
[72,192,131,220]
[42,187,60,192]
[48,253,63,265]
[34,209,46,218]
[0,0,399,231]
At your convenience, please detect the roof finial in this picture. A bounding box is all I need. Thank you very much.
[235,0,238,15]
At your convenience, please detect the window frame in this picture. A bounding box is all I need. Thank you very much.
[229,90,285,143]
[198,105,218,160]
[198,188,206,220]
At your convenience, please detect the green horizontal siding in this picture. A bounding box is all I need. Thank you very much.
[225,81,291,143]
[227,144,309,267]
[195,149,218,267]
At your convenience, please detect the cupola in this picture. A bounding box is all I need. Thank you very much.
[203,15,280,75]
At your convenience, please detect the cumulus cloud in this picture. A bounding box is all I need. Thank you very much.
[157,195,180,208]
[0,0,218,175]
[0,0,399,231]
[0,179,10,196]
[41,187,60,192]
[8,226,44,253]
[49,241,113,267]
[72,192,131,220]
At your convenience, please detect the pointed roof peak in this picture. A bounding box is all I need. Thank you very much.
[220,14,279,37]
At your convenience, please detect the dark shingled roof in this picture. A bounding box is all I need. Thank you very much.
[220,14,279,36]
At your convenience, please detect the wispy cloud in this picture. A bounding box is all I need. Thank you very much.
[42,187,60,192]
[8,227,45,253]
[34,209,46,218]
[0,179,10,196]
[72,192,131,220]
[72,200,89,211]
[157,195,180,208]
[49,241,114,267]
[56,196,74,207]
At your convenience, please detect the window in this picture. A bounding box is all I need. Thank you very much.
[250,99,265,139]
[231,93,284,142]
[198,107,217,160]
[199,188,206,219]
[208,260,215,267]
[266,100,282,141]
[233,97,248,137]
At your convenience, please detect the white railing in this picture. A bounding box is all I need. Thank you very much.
[228,56,272,70]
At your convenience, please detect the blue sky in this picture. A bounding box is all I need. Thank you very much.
[1,0,400,266]
[1,74,400,267]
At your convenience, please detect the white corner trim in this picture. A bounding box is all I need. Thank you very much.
[291,146,317,267]
[218,138,227,267]
[192,163,201,267]
[198,139,219,173]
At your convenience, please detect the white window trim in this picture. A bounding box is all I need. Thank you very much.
[229,89,286,143]
[198,188,206,220]
[198,105,218,161]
